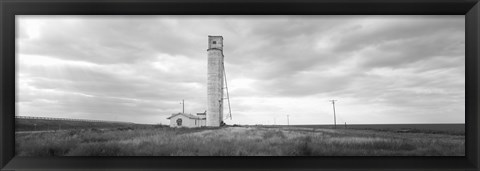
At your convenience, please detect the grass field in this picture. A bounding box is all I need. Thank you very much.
[15,123,465,156]
[15,118,149,132]
[286,124,465,135]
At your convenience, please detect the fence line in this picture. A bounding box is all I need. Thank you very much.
[15,115,134,124]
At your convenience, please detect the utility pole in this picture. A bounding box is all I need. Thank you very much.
[180,99,185,113]
[274,117,276,125]
[287,115,290,126]
[329,100,337,129]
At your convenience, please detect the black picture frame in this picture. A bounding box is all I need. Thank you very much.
[1,0,479,170]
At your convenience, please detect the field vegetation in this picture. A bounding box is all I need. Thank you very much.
[16,125,465,156]
[15,118,147,132]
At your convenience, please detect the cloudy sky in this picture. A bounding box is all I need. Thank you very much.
[16,15,465,125]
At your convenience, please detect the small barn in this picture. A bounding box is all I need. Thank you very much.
[167,112,206,128]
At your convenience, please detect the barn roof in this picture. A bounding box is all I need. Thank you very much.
[166,113,204,120]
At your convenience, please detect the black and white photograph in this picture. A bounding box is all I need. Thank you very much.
[15,15,465,156]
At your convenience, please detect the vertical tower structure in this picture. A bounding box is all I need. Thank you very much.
[207,36,224,127]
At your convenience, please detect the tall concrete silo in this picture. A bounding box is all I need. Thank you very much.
[207,36,224,127]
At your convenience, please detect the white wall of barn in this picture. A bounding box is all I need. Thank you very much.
[169,115,206,128]
[197,119,206,127]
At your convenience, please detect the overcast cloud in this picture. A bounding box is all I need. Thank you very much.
[16,15,465,125]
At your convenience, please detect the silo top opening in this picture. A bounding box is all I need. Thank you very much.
[208,35,223,50]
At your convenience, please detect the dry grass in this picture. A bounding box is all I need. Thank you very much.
[15,126,465,156]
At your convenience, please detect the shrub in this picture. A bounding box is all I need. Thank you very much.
[154,124,168,128]
[293,136,313,156]
[67,129,81,136]
[67,142,133,156]
[116,127,134,131]
[262,130,286,139]
[16,133,80,156]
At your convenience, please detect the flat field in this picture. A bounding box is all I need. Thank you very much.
[15,118,146,132]
[15,124,465,156]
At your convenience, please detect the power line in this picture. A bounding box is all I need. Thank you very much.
[180,99,185,113]
[287,115,290,126]
[329,100,337,129]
